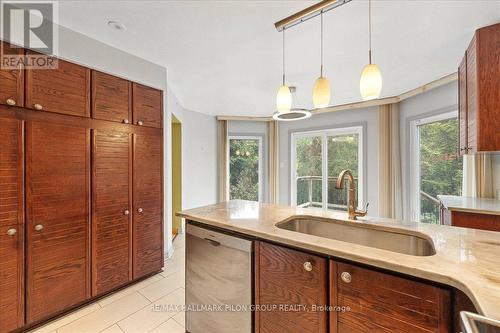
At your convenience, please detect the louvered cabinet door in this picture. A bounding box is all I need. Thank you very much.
[133,131,163,279]
[26,122,90,323]
[0,118,24,333]
[92,130,132,296]
[0,41,24,107]
[91,71,132,123]
[132,83,163,128]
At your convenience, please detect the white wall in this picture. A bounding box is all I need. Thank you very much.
[228,121,269,202]
[278,107,380,216]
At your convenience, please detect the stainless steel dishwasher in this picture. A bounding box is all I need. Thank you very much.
[186,223,253,333]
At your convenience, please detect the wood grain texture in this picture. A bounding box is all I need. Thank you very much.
[256,242,327,333]
[92,130,132,296]
[26,122,91,323]
[91,71,131,123]
[466,35,477,154]
[333,261,451,333]
[458,54,467,155]
[451,211,500,232]
[25,52,90,117]
[0,41,24,107]
[475,23,500,152]
[132,83,163,128]
[0,118,24,333]
[133,132,163,279]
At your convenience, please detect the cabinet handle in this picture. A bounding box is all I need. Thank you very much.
[6,98,16,106]
[123,119,129,124]
[34,224,44,231]
[303,261,313,272]
[7,228,17,236]
[137,208,144,213]
[124,209,130,215]
[137,120,143,126]
[341,271,352,283]
[33,103,43,110]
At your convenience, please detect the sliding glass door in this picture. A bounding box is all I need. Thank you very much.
[292,127,363,210]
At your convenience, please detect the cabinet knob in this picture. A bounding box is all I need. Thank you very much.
[123,119,129,124]
[137,208,144,213]
[34,224,44,231]
[124,209,130,215]
[303,261,313,272]
[7,228,17,236]
[33,103,43,110]
[137,120,143,126]
[6,98,16,106]
[341,271,352,283]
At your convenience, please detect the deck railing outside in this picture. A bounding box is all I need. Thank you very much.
[296,176,356,210]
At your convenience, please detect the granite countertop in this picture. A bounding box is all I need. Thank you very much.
[178,200,500,320]
[438,195,500,216]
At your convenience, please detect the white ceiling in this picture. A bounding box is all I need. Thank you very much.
[57,0,500,117]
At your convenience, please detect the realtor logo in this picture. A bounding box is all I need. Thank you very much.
[1,0,58,69]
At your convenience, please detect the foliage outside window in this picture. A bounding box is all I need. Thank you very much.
[229,138,261,201]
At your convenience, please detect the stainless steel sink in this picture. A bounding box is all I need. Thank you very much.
[276,217,436,256]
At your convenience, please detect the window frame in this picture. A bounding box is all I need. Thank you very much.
[290,126,364,209]
[227,135,263,202]
[409,110,459,222]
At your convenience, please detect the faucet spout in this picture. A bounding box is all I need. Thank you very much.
[335,169,368,220]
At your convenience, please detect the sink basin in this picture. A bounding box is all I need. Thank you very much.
[276,217,436,256]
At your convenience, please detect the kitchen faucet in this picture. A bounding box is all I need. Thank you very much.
[335,169,369,220]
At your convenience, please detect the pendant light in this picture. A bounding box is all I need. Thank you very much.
[274,29,311,121]
[312,12,331,109]
[359,0,382,100]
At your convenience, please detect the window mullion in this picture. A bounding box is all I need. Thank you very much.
[322,133,328,209]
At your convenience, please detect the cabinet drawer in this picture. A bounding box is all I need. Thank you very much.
[132,83,162,128]
[332,261,451,333]
[256,242,327,333]
[26,52,90,117]
[92,71,131,123]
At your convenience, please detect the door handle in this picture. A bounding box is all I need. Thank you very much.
[204,238,221,247]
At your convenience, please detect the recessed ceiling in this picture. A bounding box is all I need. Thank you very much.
[57,0,500,117]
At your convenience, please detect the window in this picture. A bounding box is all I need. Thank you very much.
[410,111,463,223]
[291,126,363,210]
[228,136,262,201]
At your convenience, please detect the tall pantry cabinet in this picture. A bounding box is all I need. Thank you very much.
[0,41,164,333]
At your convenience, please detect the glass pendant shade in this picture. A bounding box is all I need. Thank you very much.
[276,85,292,113]
[359,63,382,100]
[313,76,331,108]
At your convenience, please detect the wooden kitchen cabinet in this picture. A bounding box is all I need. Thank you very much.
[331,261,451,333]
[255,241,328,333]
[458,22,500,154]
[92,130,132,296]
[0,41,24,107]
[92,71,132,123]
[26,51,91,117]
[132,131,163,279]
[440,208,500,232]
[26,122,91,323]
[132,83,163,128]
[0,119,25,333]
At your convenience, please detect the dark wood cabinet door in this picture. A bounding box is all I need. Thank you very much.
[133,131,163,279]
[132,83,163,128]
[92,71,132,123]
[458,55,467,156]
[26,52,90,117]
[92,130,132,296]
[0,118,24,332]
[0,42,24,107]
[451,211,500,232]
[26,122,90,323]
[465,36,477,154]
[255,241,327,333]
[331,261,451,333]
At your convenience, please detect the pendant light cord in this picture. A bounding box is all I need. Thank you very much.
[368,0,372,64]
[320,11,324,77]
[282,28,286,85]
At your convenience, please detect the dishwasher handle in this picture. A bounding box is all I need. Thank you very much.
[204,238,221,247]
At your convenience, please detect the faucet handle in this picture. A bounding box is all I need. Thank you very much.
[355,202,369,217]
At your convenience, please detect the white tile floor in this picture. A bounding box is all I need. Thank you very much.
[29,234,186,333]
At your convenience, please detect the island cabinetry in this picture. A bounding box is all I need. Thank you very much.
[255,241,328,333]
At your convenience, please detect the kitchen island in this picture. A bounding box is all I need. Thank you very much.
[178,200,500,332]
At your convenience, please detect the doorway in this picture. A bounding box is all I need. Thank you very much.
[172,115,182,236]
